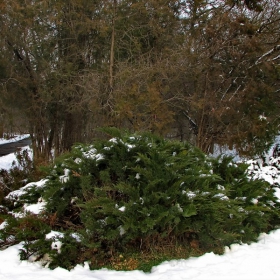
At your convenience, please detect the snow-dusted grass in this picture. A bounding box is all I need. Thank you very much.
[1,136,280,279]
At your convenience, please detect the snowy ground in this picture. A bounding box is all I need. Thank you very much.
[0,152,18,170]
[0,134,30,170]
[0,231,280,280]
[1,136,280,279]
[0,134,30,145]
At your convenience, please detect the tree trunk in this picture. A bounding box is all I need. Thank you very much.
[0,123,3,139]
[109,3,115,92]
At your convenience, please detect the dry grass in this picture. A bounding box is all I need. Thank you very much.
[88,237,207,272]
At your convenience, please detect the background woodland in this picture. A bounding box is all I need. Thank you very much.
[0,0,280,162]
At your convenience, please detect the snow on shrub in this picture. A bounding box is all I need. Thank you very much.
[1,128,280,270]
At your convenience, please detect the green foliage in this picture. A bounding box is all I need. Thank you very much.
[1,129,280,270]
[0,214,51,251]
[17,216,51,260]
[44,232,83,270]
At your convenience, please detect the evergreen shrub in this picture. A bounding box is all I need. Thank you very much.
[1,128,280,270]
